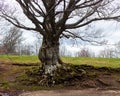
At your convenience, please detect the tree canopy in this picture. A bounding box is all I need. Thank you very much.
[0,0,120,40]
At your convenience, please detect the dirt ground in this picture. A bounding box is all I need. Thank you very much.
[0,88,120,96]
[19,89,120,96]
[0,61,120,96]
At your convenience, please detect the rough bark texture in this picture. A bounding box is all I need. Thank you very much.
[37,37,85,86]
[38,37,62,76]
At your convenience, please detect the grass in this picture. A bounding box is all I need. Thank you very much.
[0,55,120,68]
[0,55,120,90]
[0,55,40,64]
[62,57,120,68]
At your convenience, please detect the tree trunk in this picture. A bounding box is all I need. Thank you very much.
[38,37,62,76]
[37,37,85,86]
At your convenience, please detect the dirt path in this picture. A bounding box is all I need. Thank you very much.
[19,89,120,96]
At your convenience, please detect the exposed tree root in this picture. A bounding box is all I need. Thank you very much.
[25,64,86,87]
[17,64,120,89]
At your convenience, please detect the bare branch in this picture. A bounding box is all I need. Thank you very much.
[0,0,120,40]
[66,15,120,29]
[63,30,107,45]
[0,13,36,31]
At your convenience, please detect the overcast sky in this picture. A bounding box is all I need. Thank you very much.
[21,20,120,56]
[1,0,120,56]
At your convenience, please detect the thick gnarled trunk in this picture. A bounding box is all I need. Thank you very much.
[38,37,62,76]
[37,37,85,86]
[32,37,85,86]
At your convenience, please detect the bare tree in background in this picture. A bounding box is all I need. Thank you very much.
[2,26,23,54]
[34,33,42,55]
[99,47,115,58]
[0,0,120,83]
[77,47,94,57]
[114,41,120,58]
[18,43,34,55]
[60,45,67,56]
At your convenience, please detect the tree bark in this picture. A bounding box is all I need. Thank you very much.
[38,37,62,76]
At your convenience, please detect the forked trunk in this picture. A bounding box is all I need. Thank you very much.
[38,37,62,76]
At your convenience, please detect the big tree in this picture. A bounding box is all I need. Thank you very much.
[0,0,120,84]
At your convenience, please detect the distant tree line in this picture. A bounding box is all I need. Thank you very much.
[60,43,120,58]
[0,26,41,55]
[0,26,120,58]
[99,42,120,58]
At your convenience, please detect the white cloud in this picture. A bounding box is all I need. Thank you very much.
[1,0,120,56]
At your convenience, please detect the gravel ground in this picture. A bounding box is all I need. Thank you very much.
[19,89,120,96]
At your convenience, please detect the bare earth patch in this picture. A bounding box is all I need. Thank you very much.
[19,89,120,96]
[0,62,120,96]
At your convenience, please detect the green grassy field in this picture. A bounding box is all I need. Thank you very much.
[0,55,40,63]
[0,55,120,68]
[62,57,120,68]
[0,55,120,90]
